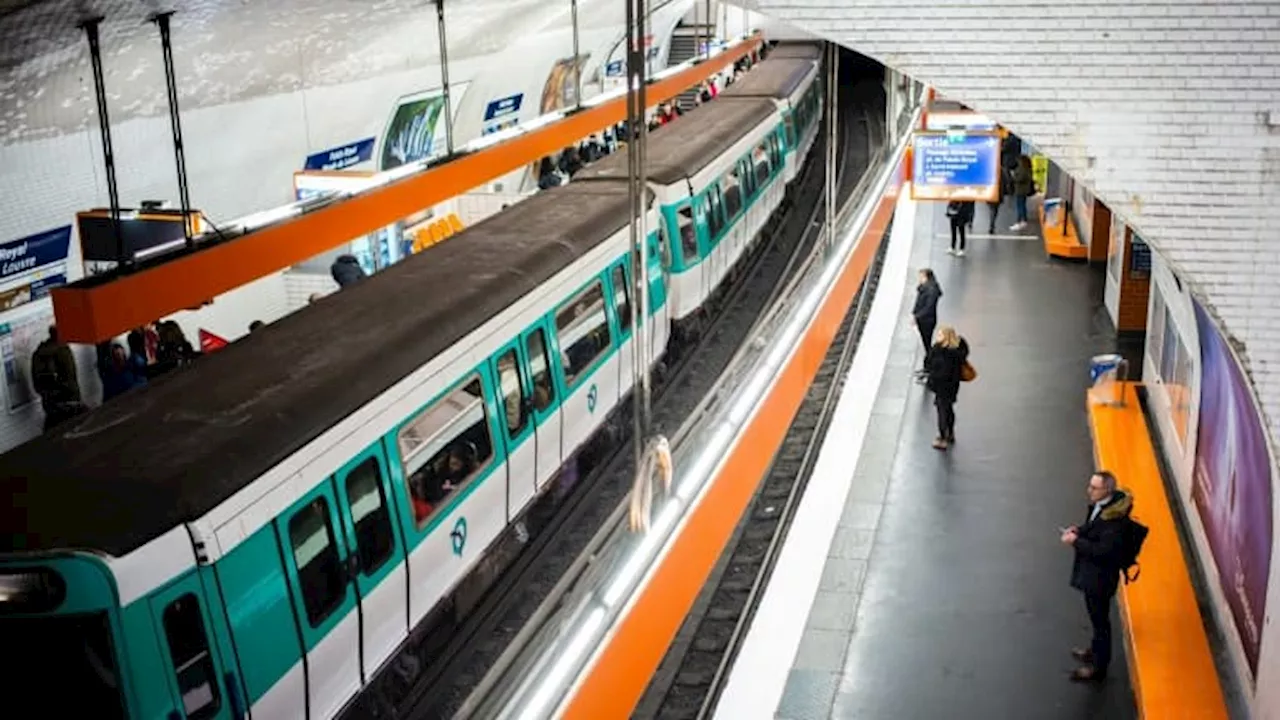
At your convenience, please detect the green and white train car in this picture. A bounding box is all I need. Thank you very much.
[0,42,827,720]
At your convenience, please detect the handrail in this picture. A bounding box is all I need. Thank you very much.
[473,104,921,720]
[49,33,764,344]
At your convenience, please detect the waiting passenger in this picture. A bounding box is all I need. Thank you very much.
[330,254,367,288]
[925,325,970,450]
[911,269,942,380]
[153,321,198,376]
[1060,471,1133,683]
[946,200,974,256]
[31,325,85,431]
[988,164,1012,235]
[99,342,147,402]
[1011,155,1035,231]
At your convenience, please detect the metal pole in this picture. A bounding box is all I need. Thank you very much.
[825,42,838,248]
[704,0,712,58]
[625,0,651,473]
[80,16,125,265]
[436,0,454,156]
[699,0,705,64]
[151,11,193,245]
[571,0,581,107]
[638,0,650,429]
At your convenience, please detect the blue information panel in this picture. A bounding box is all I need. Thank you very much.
[304,137,375,171]
[910,131,1000,202]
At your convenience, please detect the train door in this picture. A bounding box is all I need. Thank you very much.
[147,575,234,720]
[276,485,360,720]
[494,341,537,516]
[524,324,562,491]
[554,278,618,454]
[609,262,635,395]
[331,448,407,682]
[674,202,701,319]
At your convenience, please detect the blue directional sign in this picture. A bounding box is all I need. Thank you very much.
[910,131,1000,202]
[483,93,523,122]
[304,137,376,171]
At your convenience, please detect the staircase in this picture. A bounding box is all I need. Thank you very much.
[669,22,716,110]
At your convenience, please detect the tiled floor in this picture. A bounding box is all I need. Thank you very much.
[773,200,1137,719]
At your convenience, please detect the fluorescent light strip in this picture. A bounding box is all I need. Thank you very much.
[517,606,607,720]
[601,501,681,607]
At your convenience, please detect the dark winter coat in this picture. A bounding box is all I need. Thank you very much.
[926,338,970,403]
[912,280,942,326]
[946,201,975,226]
[330,254,367,288]
[1013,163,1034,197]
[31,338,80,404]
[1070,490,1133,598]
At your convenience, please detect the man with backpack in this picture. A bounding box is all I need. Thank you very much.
[30,325,86,432]
[1060,470,1147,683]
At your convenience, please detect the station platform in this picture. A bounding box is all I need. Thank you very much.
[716,195,1137,718]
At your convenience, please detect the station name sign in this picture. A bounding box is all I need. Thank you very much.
[910,130,1000,203]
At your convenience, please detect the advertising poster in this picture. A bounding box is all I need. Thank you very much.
[0,313,51,413]
[381,91,448,171]
[541,55,588,113]
[1192,300,1274,677]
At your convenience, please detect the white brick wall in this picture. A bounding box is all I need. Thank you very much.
[746,0,1280,445]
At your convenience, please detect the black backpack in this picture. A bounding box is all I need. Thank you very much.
[1117,516,1150,584]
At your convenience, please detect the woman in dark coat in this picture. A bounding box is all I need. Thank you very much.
[946,200,975,256]
[911,268,942,378]
[926,325,970,450]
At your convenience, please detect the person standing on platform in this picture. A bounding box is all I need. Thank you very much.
[1011,155,1035,231]
[31,325,85,431]
[988,165,1012,234]
[946,200,974,256]
[924,325,969,449]
[1061,471,1132,683]
[911,269,942,381]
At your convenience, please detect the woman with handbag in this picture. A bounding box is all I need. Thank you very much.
[925,325,974,450]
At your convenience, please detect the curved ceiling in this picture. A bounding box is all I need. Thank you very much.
[0,0,644,144]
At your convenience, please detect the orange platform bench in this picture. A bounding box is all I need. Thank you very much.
[1041,202,1088,259]
[1086,382,1228,719]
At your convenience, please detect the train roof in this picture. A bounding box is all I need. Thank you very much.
[575,97,777,186]
[720,58,817,101]
[768,41,824,60]
[0,181,636,557]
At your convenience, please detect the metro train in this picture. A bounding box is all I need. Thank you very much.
[0,44,823,720]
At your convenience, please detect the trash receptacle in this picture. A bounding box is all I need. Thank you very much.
[1089,353,1126,406]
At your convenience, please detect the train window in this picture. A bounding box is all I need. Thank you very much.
[742,158,757,198]
[344,458,394,575]
[288,498,347,626]
[677,206,698,264]
[612,265,633,333]
[785,116,796,147]
[655,225,671,269]
[706,191,724,239]
[555,281,612,386]
[162,594,222,720]
[723,168,742,219]
[497,349,528,436]
[526,330,556,412]
[754,143,771,186]
[398,377,495,529]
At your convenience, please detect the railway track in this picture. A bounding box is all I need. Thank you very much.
[639,189,892,719]
[341,52,883,720]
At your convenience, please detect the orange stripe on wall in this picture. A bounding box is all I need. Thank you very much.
[50,36,763,344]
[561,168,903,720]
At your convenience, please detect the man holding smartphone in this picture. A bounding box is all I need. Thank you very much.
[1060,470,1132,683]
